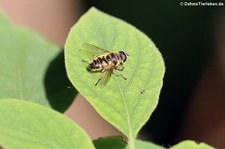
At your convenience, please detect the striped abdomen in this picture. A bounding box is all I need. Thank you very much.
[87,51,128,72]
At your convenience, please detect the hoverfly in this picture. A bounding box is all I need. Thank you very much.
[82,43,129,86]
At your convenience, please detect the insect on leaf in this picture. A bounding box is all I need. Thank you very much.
[65,7,165,148]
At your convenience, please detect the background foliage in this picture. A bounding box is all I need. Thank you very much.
[0,12,76,112]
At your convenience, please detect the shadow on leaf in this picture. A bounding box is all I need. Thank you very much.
[44,50,77,112]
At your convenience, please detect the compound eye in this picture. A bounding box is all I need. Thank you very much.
[121,53,127,62]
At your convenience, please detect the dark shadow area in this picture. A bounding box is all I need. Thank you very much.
[44,50,77,113]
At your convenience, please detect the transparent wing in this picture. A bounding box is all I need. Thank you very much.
[81,43,110,60]
[96,69,113,87]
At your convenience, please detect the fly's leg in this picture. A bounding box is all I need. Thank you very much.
[113,71,127,80]
[115,63,124,71]
[95,78,101,86]
[114,63,126,80]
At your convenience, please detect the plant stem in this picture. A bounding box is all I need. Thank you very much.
[128,138,135,149]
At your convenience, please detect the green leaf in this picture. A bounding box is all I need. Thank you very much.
[131,140,165,149]
[0,13,76,112]
[93,136,126,149]
[0,11,11,29]
[170,140,215,149]
[65,7,165,148]
[93,137,165,149]
[0,99,94,149]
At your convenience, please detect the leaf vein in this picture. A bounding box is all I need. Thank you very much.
[115,77,133,139]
